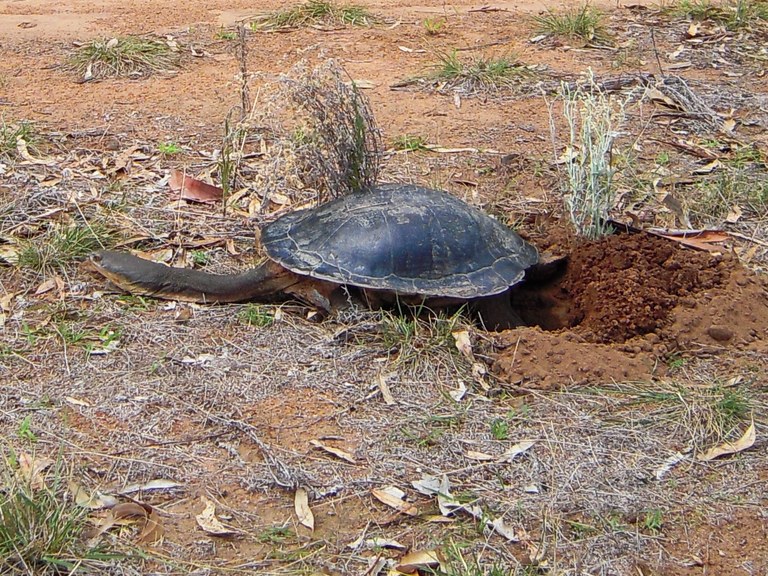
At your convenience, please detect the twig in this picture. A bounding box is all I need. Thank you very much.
[649,27,665,77]
[237,23,250,118]
[206,413,309,489]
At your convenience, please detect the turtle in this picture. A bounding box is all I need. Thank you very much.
[91,184,540,328]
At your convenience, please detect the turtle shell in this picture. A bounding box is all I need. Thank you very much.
[261,184,538,298]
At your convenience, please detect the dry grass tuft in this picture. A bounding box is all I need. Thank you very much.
[66,36,180,80]
[418,50,536,96]
[221,60,381,209]
[533,4,611,44]
[252,0,376,30]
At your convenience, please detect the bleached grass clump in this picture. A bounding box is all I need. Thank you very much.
[550,72,628,239]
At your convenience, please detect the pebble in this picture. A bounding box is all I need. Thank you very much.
[707,325,733,342]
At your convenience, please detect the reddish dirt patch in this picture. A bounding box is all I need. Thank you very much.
[242,387,351,453]
[494,233,768,389]
[662,506,768,576]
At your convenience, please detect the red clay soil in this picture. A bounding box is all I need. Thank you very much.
[493,232,768,389]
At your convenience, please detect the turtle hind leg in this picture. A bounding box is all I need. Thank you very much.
[471,292,524,331]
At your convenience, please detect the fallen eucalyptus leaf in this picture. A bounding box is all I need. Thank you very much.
[395,549,444,573]
[69,481,118,509]
[196,496,238,536]
[295,488,315,530]
[411,475,441,496]
[17,453,53,490]
[309,439,356,463]
[372,486,419,516]
[698,421,755,461]
[465,450,495,461]
[497,440,536,462]
[119,479,183,494]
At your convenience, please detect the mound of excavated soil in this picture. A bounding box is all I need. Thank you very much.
[494,233,768,389]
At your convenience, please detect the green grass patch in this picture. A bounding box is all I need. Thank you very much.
[669,0,768,29]
[425,50,533,92]
[252,0,375,29]
[16,416,38,443]
[594,380,757,450]
[0,454,119,574]
[66,36,179,80]
[642,509,664,534]
[215,27,238,41]
[533,4,611,44]
[239,304,275,328]
[368,308,475,381]
[257,525,294,544]
[16,221,114,275]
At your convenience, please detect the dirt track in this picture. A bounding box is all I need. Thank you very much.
[2,0,768,574]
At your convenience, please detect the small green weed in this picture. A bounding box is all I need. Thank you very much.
[157,141,182,155]
[252,0,375,29]
[17,416,37,443]
[83,326,123,356]
[490,417,509,441]
[239,304,275,327]
[655,150,671,166]
[667,353,687,371]
[533,4,611,44]
[66,36,179,80]
[426,50,533,92]
[257,525,294,543]
[392,133,429,151]
[642,509,664,534]
[191,251,210,266]
[602,513,629,532]
[21,322,40,347]
[423,17,447,35]
[215,27,237,40]
[716,389,752,423]
[56,322,87,347]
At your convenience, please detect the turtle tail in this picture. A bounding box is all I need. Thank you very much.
[90,250,299,303]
